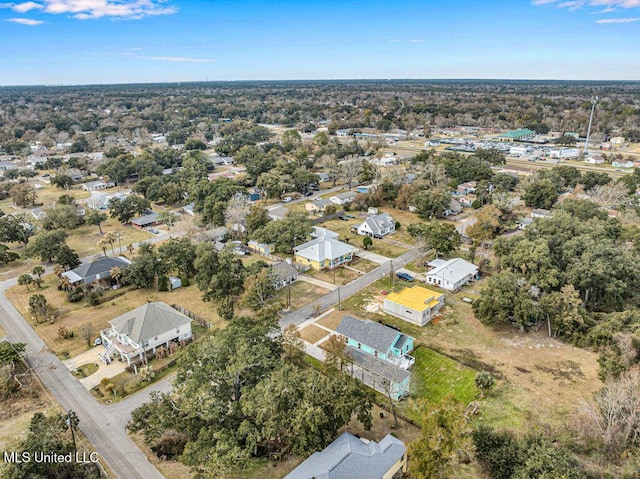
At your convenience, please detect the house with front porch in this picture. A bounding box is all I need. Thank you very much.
[293,235,356,271]
[99,302,192,365]
[336,315,415,400]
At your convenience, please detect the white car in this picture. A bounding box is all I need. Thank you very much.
[283,197,293,203]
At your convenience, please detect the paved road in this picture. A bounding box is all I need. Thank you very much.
[0,282,166,479]
[280,249,418,328]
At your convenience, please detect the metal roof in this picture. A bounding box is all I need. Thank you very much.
[426,258,478,285]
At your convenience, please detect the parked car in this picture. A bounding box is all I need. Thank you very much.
[304,191,313,197]
[148,228,160,234]
[396,272,414,282]
[283,197,293,203]
[339,216,349,221]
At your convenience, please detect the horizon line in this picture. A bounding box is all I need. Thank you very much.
[2,78,640,88]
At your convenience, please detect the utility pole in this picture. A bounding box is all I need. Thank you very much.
[337,286,341,310]
[583,96,598,157]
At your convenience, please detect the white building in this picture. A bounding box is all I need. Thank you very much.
[329,191,357,205]
[356,213,395,238]
[99,302,192,365]
[425,258,479,292]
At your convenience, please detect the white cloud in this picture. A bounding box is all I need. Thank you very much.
[595,15,640,21]
[0,0,177,20]
[7,16,43,24]
[389,39,424,44]
[533,0,640,8]
[12,1,43,12]
[408,39,424,43]
[149,56,214,63]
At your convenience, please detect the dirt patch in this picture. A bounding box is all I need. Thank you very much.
[299,325,329,345]
[316,310,344,330]
[534,360,586,385]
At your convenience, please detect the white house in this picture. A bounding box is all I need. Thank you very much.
[329,191,357,205]
[99,302,192,365]
[425,258,478,291]
[531,208,552,219]
[356,213,395,238]
[83,180,115,191]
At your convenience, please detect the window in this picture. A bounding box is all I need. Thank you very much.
[357,342,361,349]
[374,351,378,357]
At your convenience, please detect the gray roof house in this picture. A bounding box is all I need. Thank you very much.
[130,211,160,229]
[99,302,192,365]
[62,256,131,285]
[198,226,229,243]
[268,206,290,221]
[443,198,463,216]
[336,315,415,399]
[270,261,299,289]
[284,431,407,479]
[82,180,115,191]
[330,191,357,205]
[425,257,478,292]
[356,213,395,238]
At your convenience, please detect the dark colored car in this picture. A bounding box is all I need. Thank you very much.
[396,272,414,282]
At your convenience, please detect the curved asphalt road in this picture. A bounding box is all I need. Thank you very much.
[0,277,168,479]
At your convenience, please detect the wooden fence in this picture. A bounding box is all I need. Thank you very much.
[170,304,213,330]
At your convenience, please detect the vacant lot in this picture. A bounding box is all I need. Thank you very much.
[299,324,329,344]
[7,277,223,358]
[275,281,330,311]
[413,347,477,403]
[334,276,602,430]
[304,266,360,285]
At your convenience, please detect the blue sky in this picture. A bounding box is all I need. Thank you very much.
[1,0,639,85]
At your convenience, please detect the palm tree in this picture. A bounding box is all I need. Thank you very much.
[97,238,108,257]
[31,265,45,280]
[58,275,73,292]
[106,232,117,255]
[28,293,48,324]
[53,264,64,278]
[110,266,122,288]
[18,274,33,292]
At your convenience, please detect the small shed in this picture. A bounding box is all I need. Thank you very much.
[169,277,182,290]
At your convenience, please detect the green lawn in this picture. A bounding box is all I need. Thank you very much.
[410,346,478,405]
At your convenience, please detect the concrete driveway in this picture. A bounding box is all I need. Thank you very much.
[63,347,128,390]
[356,250,391,265]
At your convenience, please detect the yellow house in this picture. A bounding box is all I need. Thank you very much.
[383,285,445,326]
[293,235,356,271]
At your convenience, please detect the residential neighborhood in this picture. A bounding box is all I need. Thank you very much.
[0,76,639,479]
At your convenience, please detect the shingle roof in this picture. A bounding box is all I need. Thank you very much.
[284,431,406,479]
[426,258,478,285]
[109,302,191,345]
[62,256,131,284]
[336,315,400,354]
[271,261,298,277]
[131,211,159,226]
[294,236,356,262]
[332,191,356,200]
[358,213,394,236]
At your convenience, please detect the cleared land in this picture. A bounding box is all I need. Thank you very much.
[6,276,222,359]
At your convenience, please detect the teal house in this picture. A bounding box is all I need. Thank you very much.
[336,315,415,400]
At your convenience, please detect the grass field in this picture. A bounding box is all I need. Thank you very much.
[299,324,329,344]
[6,276,223,358]
[411,346,478,404]
[304,266,360,285]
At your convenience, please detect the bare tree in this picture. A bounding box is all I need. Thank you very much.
[340,156,363,190]
[282,324,305,361]
[573,366,640,454]
[224,192,251,237]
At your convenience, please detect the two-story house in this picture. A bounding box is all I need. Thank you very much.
[99,302,192,365]
[336,315,415,400]
[356,213,395,238]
